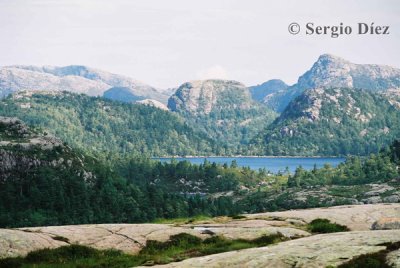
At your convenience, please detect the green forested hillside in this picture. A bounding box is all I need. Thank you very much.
[0,117,245,227]
[250,88,400,156]
[1,116,400,228]
[0,91,216,156]
[181,106,277,155]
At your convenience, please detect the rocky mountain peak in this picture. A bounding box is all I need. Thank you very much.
[168,79,251,115]
[264,54,400,112]
[296,54,353,90]
[316,53,349,65]
[297,54,400,90]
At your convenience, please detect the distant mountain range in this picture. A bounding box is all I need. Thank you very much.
[1,54,400,156]
[0,65,170,103]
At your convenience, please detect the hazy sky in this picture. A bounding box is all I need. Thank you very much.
[1,0,399,88]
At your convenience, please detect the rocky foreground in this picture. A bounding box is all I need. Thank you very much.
[1,203,400,267]
[154,230,400,268]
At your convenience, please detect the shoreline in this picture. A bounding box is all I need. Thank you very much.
[152,155,346,159]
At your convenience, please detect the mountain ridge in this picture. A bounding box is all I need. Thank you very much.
[0,65,170,103]
[251,87,400,156]
[262,54,400,112]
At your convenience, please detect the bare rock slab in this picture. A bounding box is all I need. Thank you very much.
[246,203,400,230]
[152,230,400,268]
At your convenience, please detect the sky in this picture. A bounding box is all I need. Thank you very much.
[0,0,399,89]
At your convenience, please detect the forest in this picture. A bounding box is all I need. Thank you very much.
[1,138,399,228]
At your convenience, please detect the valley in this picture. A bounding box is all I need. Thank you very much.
[2,0,399,266]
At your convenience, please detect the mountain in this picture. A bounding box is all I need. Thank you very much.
[0,91,216,156]
[249,79,288,103]
[0,65,169,103]
[266,54,400,112]
[103,87,145,103]
[168,80,253,115]
[251,87,400,156]
[168,79,277,152]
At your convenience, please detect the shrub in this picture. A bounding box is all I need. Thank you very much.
[51,235,70,243]
[230,214,246,219]
[25,244,100,262]
[307,219,349,233]
[337,241,400,268]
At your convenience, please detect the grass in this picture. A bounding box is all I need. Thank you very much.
[0,233,288,268]
[153,215,213,225]
[307,219,350,233]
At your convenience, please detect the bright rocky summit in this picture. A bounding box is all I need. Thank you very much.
[168,79,277,151]
[260,54,400,112]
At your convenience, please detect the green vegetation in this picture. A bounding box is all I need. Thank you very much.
[0,156,249,227]
[338,242,400,268]
[0,90,277,156]
[0,233,288,268]
[0,244,137,268]
[153,215,213,224]
[307,219,349,233]
[1,108,399,229]
[232,140,400,214]
[1,88,400,158]
[338,252,389,268]
[0,118,279,228]
[179,105,277,154]
[287,150,399,188]
[168,80,278,154]
[0,92,216,156]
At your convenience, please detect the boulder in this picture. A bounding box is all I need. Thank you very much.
[362,196,382,204]
[383,195,400,203]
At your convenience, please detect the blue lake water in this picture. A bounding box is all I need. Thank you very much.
[154,157,345,173]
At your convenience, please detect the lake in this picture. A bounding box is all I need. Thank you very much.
[154,157,345,173]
